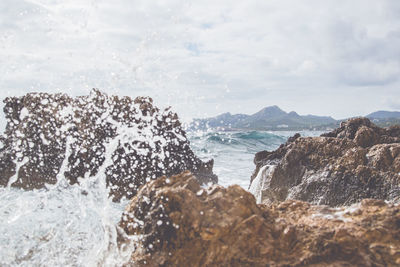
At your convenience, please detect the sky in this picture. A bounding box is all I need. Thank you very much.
[1,0,400,124]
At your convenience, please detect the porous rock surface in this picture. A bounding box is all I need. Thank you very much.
[0,89,216,200]
[120,171,400,266]
[250,118,400,206]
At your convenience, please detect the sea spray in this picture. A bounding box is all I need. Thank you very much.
[0,124,138,266]
[0,90,221,266]
[0,97,160,266]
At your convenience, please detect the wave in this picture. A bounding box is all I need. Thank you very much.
[235,131,279,140]
[188,130,324,190]
[187,130,288,189]
[194,131,287,152]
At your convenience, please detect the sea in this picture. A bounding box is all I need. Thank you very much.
[0,129,323,266]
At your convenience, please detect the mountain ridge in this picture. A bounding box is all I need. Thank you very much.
[190,106,400,131]
[190,105,337,131]
[367,110,400,119]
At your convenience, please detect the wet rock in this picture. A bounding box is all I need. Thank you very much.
[0,89,217,201]
[120,171,400,266]
[249,117,400,206]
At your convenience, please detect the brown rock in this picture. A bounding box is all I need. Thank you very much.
[354,125,379,148]
[250,118,400,206]
[322,117,400,145]
[119,172,400,267]
[0,90,217,201]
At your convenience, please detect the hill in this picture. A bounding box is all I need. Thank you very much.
[366,110,400,119]
[366,110,400,128]
[190,106,338,131]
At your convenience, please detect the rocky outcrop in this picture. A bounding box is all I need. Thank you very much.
[321,117,400,147]
[0,89,217,201]
[249,117,400,206]
[119,171,400,266]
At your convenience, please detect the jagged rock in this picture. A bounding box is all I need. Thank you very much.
[249,117,400,206]
[0,89,217,201]
[119,171,400,266]
[322,117,400,147]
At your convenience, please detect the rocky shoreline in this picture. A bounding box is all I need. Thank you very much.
[0,92,399,266]
[118,117,400,266]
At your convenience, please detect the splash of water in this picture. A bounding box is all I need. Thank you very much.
[0,121,139,266]
[248,165,276,204]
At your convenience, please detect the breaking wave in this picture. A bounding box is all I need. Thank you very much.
[189,130,323,189]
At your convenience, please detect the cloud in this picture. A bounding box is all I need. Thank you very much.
[0,0,400,124]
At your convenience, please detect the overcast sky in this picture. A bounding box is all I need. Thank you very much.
[1,0,400,123]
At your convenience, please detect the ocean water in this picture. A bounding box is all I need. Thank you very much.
[0,129,322,266]
[189,130,323,189]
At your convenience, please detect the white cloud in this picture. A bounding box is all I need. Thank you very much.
[0,0,400,125]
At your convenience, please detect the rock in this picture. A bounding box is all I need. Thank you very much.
[322,117,400,147]
[0,89,217,201]
[119,171,400,266]
[249,117,400,206]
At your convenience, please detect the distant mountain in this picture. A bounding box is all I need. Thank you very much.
[199,112,249,129]
[366,111,400,119]
[190,106,338,131]
[366,110,400,128]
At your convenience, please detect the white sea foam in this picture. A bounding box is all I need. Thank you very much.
[0,177,135,266]
[0,117,141,266]
[249,165,276,204]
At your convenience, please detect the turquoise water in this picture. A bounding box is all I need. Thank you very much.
[189,130,324,189]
